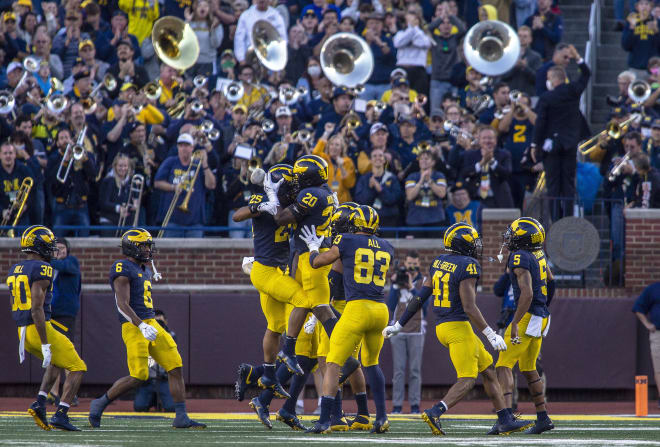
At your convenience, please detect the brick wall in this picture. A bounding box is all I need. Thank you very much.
[624,208,660,293]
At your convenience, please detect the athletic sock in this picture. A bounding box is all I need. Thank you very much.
[283,335,297,357]
[320,317,338,336]
[263,363,276,381]
[319,396,334,424]
[496,408,510,424]
[37,391,47,406]
[364,365,386,421]
[433,400,448,415]
[282,356,313,414]
[252,365,265,382]
[355,392,369,416]
[57,402,70,415]
[537,410,549,422]
[174,402,187,419]
[275,363,293,386]
[98,393,112,407]
[332,390,343,419]
[259,388,275,407]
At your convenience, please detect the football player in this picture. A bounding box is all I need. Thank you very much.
[300,205,394,434]
[8,226,86,431]
[495,217,555,434]
[88,229,205,429]
[259,155,357,379]
[383,223,532,436]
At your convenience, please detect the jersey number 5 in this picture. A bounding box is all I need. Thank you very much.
[432,270,451,308]
[354,248,391,287]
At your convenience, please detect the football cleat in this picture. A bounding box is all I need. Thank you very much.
[278,351,305,376]
[27,401,50,431]
[49,410,81,431]
[276,408,306,431]
[489,418,534,435]
[249,397,272,429]
[523,418,555,434]
[172,416,207,429]
[305,420,331,434]
[330,414,349,431]
[88,396,108,428]
[347,414,372,431]
[370,417,390,434]
[410,405,420,414]
[338,356,360,384]
[235,363,254,401]
[257,376,291,399]
[421,407,446,435]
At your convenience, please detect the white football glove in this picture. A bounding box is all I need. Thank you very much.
[242,256,255,275]
[304,315,318,334]
[138,321,159,341]
[382,322,402,339]
[41,344,51,368]
[263,172,283,204]
[483,326,507,351]
[300,225,323,252]
[257,201,279,216]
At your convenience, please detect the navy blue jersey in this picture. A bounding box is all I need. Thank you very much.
[508,249,550,318]
[249,193,290,267]
[429,253,481,325]
[109,259,155,323]
[329,268,345,302]
[290,184,335,253]
[7,260,53,327]
[336,233,394,302]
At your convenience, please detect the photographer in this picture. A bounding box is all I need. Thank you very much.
[386,251,425,414]
[134,310,176,413]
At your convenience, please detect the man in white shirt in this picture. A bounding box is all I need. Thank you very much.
[234,0,288,63]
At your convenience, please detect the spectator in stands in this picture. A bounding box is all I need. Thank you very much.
[393,115,421,170]
[446,181,483,232]
[155,133,216,237]
[608,70,637,108]
[52,9,90,79]
[313,122,357,203]
[78,39,110,85]
[523,0,563,61]
[134,309,176,412]
[428,2,466,118]
[621,0,660,77]
[316,87,353,139]
[631,152,660,208]
[32,31,64,81]
[108,39,150,90]
[393,7,432,97]
[533,46,590,220]
[362,12,397,101]
[99,154,135,234]
[2,11,28,61]
[632,282,660,409]
[119,0,158,45]
[387,252,425,415]
[404,149,447,236]
[188,0,224,78]
[513,0,537,28]
[647,119,660,169]
[234,0,287,63]
[104,9,140,64]
[0,141,32,227]
[47,238,82,406]
[460,66,490,113]
[535,43,571,96]
[478,82,510,126]
[285,24,312,87]
[82,2,113,62]
[354,147,402,230]
[500,25,542,97]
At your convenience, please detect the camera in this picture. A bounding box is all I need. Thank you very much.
[394,265,410,288]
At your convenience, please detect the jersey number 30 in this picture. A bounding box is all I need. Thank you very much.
[354,248,391,287]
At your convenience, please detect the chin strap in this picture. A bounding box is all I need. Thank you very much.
[151,259,162,281]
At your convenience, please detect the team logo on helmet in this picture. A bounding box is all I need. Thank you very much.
[443,223,482,258]
[20,225,58,262]
[121,228,156,263]
[292,155,329,191]
[503,217,545,251]
[331,202,358,238]
[268,164,296,207]
[349,205,380,235]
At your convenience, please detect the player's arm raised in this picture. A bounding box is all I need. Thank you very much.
[459,278,507,351]
[30,278,52,367]
[113,276,158,341]
[300,224,340,267]
[510,268,533,343]
[383,276,433,338]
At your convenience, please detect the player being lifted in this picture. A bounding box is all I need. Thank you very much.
[8,226,86,431]
[383,223,532,436]
[259,155,358,378]
[495,217,555,434]
[300,205,394,434]
[88,229,205,429]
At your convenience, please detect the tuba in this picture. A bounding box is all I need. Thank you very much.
[251,20,287,72]
[320,32,374,88]
[152,16,200,70]
[463,20,521,77]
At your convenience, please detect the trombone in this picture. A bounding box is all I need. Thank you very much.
[608,153,632,182]
[578,114,640,156]
[56,126,87,183]
[13,56,39,95]
[0,177,33,237]
[158,151,204,238]
[89,73,117,99]
[116,174,145,236]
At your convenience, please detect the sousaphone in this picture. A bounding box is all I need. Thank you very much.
[251,20,287,72]
[463,20,520,77]
[152,16,200,70]
[320,32,374,88]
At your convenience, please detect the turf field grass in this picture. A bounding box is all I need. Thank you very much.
[2,412,660,446]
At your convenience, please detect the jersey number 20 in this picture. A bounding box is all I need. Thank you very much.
[354,248,391,287]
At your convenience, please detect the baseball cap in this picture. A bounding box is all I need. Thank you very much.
[16,0,32,9]
[609,107,626,118]
[450,181,468,193]
[232,104,247,113]
[221,49,234,58]
[117,39,133,50]
[112,9,128,18]
[78,39,94,51]
[73,68,91,81]
[276,106,292,117]
[3,12,16,21]
[177,133,194,145]
[392,77,410,88]
[7,61,22,74]
[301,5,320,19]
[370,122,388,136]
[120,82,137,92]
[390,68,407,79]
[332,86,352,100]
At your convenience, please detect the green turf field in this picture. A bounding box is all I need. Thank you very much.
[2,412,660,447]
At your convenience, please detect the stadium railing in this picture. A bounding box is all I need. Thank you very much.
[581,0,601,122]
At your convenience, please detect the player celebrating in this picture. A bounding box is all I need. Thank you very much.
[495,217,555,434]
[8,225,86,431]
[301,205,394,434]
[383,223,532,436]
[88,229,205,429]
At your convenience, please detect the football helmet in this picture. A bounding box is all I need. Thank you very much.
[502,217,545,251]
[292,155,328,192]
[349,204,379,235]
[121,228,156,263]
[20,225,58,262]
[331,202,358,237]
[443,222,482,258]
[268,163,296,207]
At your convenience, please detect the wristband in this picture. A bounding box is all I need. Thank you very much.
[309,251,320,267]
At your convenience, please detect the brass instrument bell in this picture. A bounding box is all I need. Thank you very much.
[152,16,200,70]
[320,32,374,88]
[251,20,287,72]
[463,20,521,76]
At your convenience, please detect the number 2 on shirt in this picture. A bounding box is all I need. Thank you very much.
[432,270,451,308]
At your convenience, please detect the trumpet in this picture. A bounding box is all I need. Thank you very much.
[80,97,97,115]
[199,120,221,141]
[89,73,117,99]
[292,129,312,143]
[224,81,245,103]
[628,80,651,104]
[416,94,428,107]
[374,101,386,115]
[248,155,262,174]
[0,91,16,115]
[340,110,361,130]
[262,119,275,133]
[116,174,145,236]
[279,86,299,105]
[143,81,162,101]
[46,94,67,115]
[578,114,641,156]
[13,55,39,96]
[158,151,204,238]
[608,153,633,182]
[0,177,33,237]
[193,75,207,89]
[443,120,474,142]
[191,99,204,115]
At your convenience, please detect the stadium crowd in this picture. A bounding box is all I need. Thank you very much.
[0,0,659,239]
